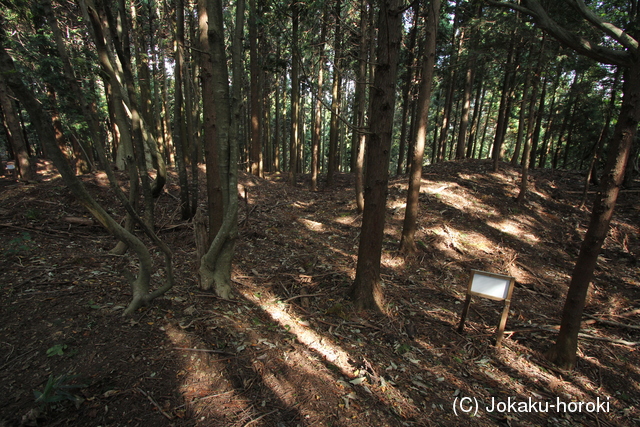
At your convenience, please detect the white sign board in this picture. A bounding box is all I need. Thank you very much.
[469,270,514,301]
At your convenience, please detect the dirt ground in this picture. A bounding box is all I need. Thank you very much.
[0,159,639,427]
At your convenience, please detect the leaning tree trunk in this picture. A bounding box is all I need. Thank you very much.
[350,0,402,311]
[0,32,173,317]
[546,64,640,370]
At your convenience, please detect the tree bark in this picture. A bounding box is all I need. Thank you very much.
[396,5,418,175]
[547,64,640,369]
[581,69,620,207]
[0,26,173,316]
[289,3,300,186]
[400,0,441,254]
[517,37,545,203]
[326,0,343,187]
[492,32,517,171]
[311,7,328,191]
[249,0,263,177]
[350,0,403,311]
[199,0,243,298]
[174,0,191,220]
[198,0,223,244]
[456,22,478,161]
[0,77,35,181]
[354,0,370,212]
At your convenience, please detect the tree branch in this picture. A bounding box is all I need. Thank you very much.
[487,0,633,66]
[565,0,639,53]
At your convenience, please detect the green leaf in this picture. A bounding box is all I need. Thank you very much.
[46,344,67,357]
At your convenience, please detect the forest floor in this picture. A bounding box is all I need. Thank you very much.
[0,159,639,427]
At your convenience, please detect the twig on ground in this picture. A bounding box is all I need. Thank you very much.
[137,388,173,420]
[506,326,640,346]
[282,293,324,302]
[584,313,640,331]
[243,409,278,427]
[174,347,237,356]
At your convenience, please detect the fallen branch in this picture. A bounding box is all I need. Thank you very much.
[619,307,640,318]
[137,388,173,420]
[174,347,236,356]
[195,292,245,304]
[507,325,640,347]
[0,222,73,236]
[584,313,640,331]
[243,409,278,427]
[282,293,324,302]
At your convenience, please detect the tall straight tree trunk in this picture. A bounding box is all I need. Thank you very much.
[131,0,166,199]
[547,63,640,370]
[199,0,244,298]
[538,72,560,168]
[396,5,418,175]
[198,0,223,243]
[456,41,477,160]
[517,36,545,203]
[467,73,485,158]
[174,0,191,220]
[354,0,371,212]
[274,67,281,171]
[492,33,517,171]
[581,69,620,207]
[0,77,35,180]
[351,0,372,178]
[477,91,494,158]
[311,7,328,191]
[289,3,300,186]
[529,73,548,168]
[437,68,455,162]
[400,0,440,254]
[511,67,532,165]
[249,0,262,177]
[326,0,343,187]
[350,0,403,311]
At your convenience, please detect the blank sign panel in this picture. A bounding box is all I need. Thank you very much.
[469,271,513,301]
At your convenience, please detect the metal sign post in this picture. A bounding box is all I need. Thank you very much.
[457,270,516,347]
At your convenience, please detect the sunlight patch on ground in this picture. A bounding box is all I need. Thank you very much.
[240,289,356,378]
[493,346,603,407]
[334,214,359,226]
[163,322,234,415]
[422,181,495,217]
[240,288,421,419]
[298,218,325,232]
[488,218,528,239]
[381,252,405,269]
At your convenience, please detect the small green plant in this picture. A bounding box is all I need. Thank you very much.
[25,208,41,221]
[34,373,86,409]
[5,232,33,255]
[395,343,412,355]
[46,344,67,357]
